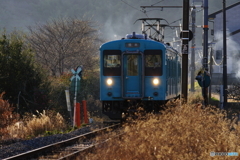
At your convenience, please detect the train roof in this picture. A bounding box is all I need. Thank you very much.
[100,32,180,56]
[101,33,163,46]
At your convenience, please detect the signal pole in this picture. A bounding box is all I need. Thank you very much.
[70,67,82,127]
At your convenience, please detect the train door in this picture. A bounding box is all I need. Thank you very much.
[122,52,144,99]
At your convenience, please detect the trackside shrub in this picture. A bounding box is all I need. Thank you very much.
[0,92,18,140]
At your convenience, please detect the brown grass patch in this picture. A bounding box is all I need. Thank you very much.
[85,96,240,160]
[7,110,68,139]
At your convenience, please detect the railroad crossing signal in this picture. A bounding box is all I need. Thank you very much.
[70,66,82,127]
[70,67,82,93]
[71,67,81,80]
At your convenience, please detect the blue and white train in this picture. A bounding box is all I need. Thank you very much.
[100,32,181,120]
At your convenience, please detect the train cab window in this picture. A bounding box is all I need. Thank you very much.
[104,55,121,68]
[144,50,162,76]
[103,50,121,76]
[145,55,161,68]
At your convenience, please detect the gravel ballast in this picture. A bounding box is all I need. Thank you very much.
[0,124,104,159]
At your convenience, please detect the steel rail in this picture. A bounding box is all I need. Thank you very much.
[3,124,120,160]
[59,132,125,160]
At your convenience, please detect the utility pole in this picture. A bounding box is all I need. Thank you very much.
[202,0,209,105]
[181,0,190,102]
[222,0,227,108]
[190,6,196,92]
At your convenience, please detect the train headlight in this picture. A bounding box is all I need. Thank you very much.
[153,78,160,85]
[106,78,113,86]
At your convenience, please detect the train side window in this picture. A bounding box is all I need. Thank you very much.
[144,50,162,76]
[170,60,172,77]
[167,59,170,77]
[216,50,222,60]
[103,50,121,76]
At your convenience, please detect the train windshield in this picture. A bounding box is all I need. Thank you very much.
[145,55,161,68]
[104,55,121,68]
[144,50,162,76]
[103,50,121,76]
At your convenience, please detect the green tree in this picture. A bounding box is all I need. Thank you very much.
[0,31,48,113]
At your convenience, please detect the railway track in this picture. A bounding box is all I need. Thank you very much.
[56,132,124,160]
[3,123,121,160]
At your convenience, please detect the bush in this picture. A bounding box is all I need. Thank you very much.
[0,92,18,140]
[47,73,71,120]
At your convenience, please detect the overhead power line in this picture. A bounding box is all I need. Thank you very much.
[120,0,150,17]
[120,0,141,11]
[151,0,164,6]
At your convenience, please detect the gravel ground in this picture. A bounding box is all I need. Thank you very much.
[0,124,105,159]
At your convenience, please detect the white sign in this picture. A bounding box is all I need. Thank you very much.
[65,90,71,111]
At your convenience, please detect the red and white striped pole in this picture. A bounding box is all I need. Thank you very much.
[75,102,81,127]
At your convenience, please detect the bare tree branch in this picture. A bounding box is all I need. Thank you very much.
[27,17,101,76]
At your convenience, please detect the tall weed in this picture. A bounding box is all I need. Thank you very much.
[7,110,68,139]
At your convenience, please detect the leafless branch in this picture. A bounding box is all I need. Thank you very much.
[27,17,101,76]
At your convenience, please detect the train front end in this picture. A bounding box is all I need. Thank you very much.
[100,33,167,120]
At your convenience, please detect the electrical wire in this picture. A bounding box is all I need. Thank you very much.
[120,0,142,12]
[197,49,203,59]
[144,9,163,13]
[151,0,164,6]
[120,0,149,17]
[211,55,223,66]
[196,48,214,65]
[169,18,182,25]
[145,0,165,12]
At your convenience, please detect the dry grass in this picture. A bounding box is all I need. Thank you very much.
[7,110,68,139]
[0,89,103,141]
[85,94,240,160]
[0,91,69,141]
[0,93,19,141]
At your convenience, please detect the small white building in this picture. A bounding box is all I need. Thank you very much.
[208,2,240,84]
